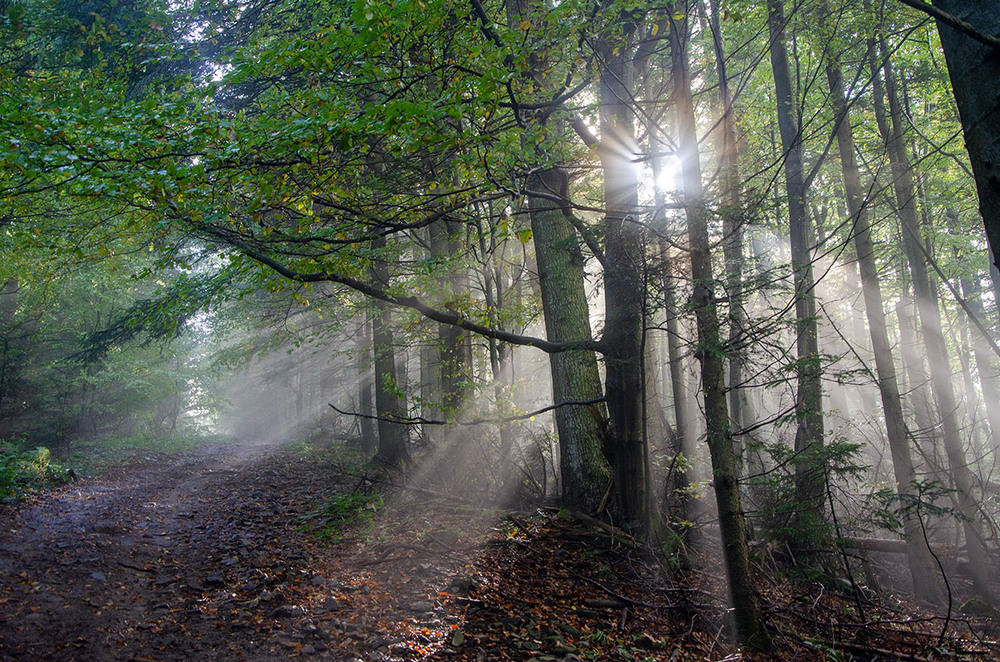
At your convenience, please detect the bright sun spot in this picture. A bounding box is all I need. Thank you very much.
[656,154,682,195]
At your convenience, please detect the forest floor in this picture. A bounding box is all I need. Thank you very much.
[0,437,998,661]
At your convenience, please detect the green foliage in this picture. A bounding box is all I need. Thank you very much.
[0,439,72,501]
[298,491,384,542]
[748,436,866,550]
[78,266,243,361]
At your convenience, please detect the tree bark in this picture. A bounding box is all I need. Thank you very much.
[527,167,613,513]
[502,0,613,514]
[766,0,827,534]
[370,235,409,466]
[0,278,17,423]
[706,0,754,450]
[662,246,696,514]
[598,19,650,534]
[670,7,773,651]
[929,0,1000,280]
[476,211,518,464]
[960,276,1000,459]
[430,218,473,413]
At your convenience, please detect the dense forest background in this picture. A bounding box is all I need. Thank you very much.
[2,0,1000,650]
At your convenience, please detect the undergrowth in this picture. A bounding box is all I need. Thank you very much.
[0,441,72,502]
[1,433,229,502]
[298,491,384,542]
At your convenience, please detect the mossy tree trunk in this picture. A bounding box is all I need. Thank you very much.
[527,167,612,513]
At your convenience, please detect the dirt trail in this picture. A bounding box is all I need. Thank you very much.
[5,439,997,662]
[0,439,344,661]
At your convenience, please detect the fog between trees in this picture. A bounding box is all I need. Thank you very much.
[2,0,1000,649]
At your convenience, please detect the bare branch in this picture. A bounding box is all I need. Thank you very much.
[220,235,604,355]
[328,397,607,426]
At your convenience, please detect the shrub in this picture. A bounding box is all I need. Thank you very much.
[0,440,72,502]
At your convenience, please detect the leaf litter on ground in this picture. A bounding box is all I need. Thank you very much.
[0,437,997,661]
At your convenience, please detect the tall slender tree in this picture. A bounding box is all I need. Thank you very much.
[820,2,942,602]
[766,0,827,536]
[597,11,651,534]
[670,4,773,650]
[871,33,994,605]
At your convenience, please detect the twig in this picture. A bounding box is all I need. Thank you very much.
[398,483,480,506]
[116,561,156,574]
[570,573,662,610]
[809,637,933,662]
[570,511,643,549]
[504,512,534,531]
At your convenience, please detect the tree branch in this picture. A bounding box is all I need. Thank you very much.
[567,115,601,149]
[217,234,604,355]
[328,397,607,426]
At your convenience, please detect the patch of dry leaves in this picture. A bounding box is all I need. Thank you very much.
[1,438,998,662]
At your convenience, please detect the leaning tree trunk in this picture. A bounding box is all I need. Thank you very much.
[670,7,773,651]
[822,26,943,603]
[767,0,826,535]
[872,38,994,606]
[929,0,1000,280]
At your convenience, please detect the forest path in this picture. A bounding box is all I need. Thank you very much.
[4,439,986,661]
[0,438,428,661]
[0,437,697,662]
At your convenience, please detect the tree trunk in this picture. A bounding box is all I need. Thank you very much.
[670,8,773,651]
[527,167,613,513]
[872,38,994,605]
[960,277,1000,459]
[500,0,614,513]
[476,209,519,476]
[707,0,753,450]
[598,21,650,534]
[929,0,1000,280]
[766,0,826,534]
[430,218,472,414]
[822,28,943,603]
[895,279,938,443]
[662,246,695,513]
[370,235,409,466]
[0,278,17,422]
